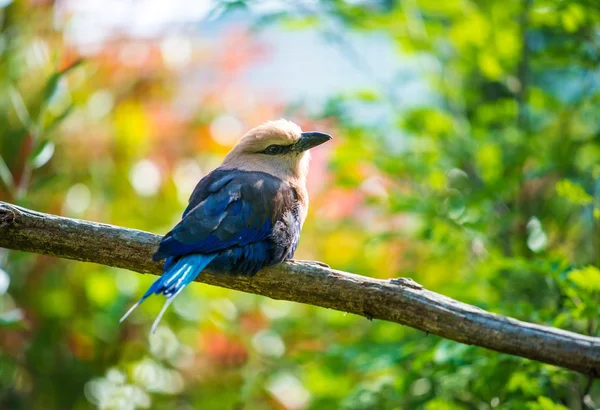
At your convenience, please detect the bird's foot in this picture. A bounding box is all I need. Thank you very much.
[288,259,330,268]
[388,277,423,290]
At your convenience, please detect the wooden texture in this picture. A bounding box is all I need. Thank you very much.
[1,201,599,375]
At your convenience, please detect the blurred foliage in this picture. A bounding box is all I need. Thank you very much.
[1,0,600,409]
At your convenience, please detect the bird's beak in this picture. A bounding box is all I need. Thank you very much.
[294,132,332,152]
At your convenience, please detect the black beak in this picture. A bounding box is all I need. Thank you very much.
[294,131,332,152]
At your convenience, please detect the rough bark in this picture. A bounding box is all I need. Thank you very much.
[1,201,599,376]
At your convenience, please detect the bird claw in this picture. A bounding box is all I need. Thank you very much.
[288,259,330,268]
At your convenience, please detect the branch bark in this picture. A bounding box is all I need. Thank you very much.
[1,201,599,376]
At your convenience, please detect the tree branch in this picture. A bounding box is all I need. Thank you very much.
[1,201,599,376]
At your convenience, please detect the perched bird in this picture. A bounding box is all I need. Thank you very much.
[120,119,331,333]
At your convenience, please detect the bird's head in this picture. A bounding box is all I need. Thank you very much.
[221,119,332,184]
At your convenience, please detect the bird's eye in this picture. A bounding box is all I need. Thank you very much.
[263,145,284,155]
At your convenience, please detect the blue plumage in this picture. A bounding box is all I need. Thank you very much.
[120,254,216,333]
[120,169,302,332]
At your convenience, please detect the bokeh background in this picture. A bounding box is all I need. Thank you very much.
[1,0,600,409]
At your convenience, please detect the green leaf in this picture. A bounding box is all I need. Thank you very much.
[476,143,503,183]
[507,372,542,396]
[568,266,600,291]
[528,396,570,410]
[9,85,33,130]
[424,399,463,410]
[556,179,592,205]
[41,60,83,105]
[0,155,14,191]
[31,140,55,169]
[353,90,380,102]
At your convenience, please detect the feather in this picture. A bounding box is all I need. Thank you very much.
[120,253,216,333]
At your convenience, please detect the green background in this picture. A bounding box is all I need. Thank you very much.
[1,1,599,409]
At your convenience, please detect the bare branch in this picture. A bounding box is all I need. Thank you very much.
[1,201,599,376]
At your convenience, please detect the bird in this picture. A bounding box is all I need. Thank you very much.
[120,119,332,333]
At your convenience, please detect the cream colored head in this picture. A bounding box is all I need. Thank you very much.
[221,119,331,185]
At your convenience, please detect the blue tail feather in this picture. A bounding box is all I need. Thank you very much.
[120,253,216,333]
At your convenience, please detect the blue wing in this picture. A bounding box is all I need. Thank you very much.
[152,169,295,262]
